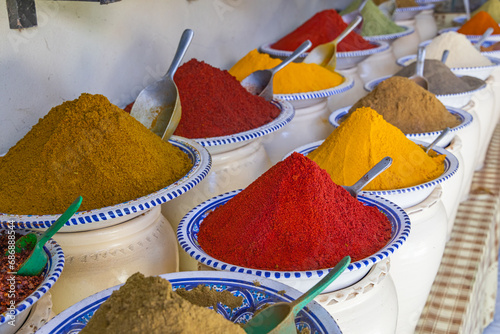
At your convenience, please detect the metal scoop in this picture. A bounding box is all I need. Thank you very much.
[243,256,351,334]
[303,15,362,72]
[342,157,393,198]
[441,49,449,64]
[341,0,369,26]
[409,45,429,90]
[425,127,450,154]
[240,40,312,101]
[475,28,494,50]
[130,29,194,141]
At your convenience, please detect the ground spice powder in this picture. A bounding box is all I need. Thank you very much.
[271,9,376,52]
[173,59,281,139]
[458,11,500,35]
[197,152,392,271]
[228,49,344,94]
[80,272,245,334]
[349,76,460,133]
[309,107,445,190]
[0,93,192,215]
[473,0,500,22]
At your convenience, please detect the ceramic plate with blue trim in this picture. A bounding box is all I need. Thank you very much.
[178,190,410,294]
[37,271,342,334]
[0,229,64,330]
[364,25,414,42]
[259,41,390,70]
[0,136,211,232]
[415,0,445,4]
[392,4,434,21]
[438,26,500,42]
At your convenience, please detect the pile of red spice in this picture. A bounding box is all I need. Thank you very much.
[0,232,44,314]
[171,59,281,138]
[271,9,376,52]
[197,152,392,271]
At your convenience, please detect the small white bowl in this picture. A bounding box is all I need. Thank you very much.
[438,26,500,42]
[259,41,390,70]
[0,136,212,232]
[364,75,486,108]
[178,190,411,294]
[290,139,459,209]
[451,15,467,26]
[397,54,500,80]
[193,98,294,154]
[38,271,342,334]
[392,4,434,21]
[272,74,354,109]
[363,25,415,45]
[329,106,473,148]
[0,229,64,334]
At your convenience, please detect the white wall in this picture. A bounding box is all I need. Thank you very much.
[0,0,353,154]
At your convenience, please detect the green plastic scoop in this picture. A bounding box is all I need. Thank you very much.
[13,196,82,276]
[243,256,351,334]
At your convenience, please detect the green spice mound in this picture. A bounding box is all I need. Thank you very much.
[0,93,193,215]
[80,273,246,334]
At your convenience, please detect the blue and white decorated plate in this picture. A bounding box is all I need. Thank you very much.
[364,75,486,108]
[178,191,410,294]
[292,137,458,208]
[438,26,500,42]
[329,106,472,148]
[392,4,434,21]
[0,136,211,232]
[0,229,64,330]
[37,271,343,334]
[364,25,415,42]
[397,54,500,80]
[415,0,445,4]
[259,41,390,70]
[451,15,466,26]
[193,98,294,153]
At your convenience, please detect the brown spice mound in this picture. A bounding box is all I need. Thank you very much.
[0,93,192,215]
[80,273,245,334]
[176,284,243,311]
[349,77,461,134]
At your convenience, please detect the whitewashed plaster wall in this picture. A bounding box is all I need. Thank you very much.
[0,0,354,154]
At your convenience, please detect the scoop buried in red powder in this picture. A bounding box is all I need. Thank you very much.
[197,152,392,272]
[271,9,376,53]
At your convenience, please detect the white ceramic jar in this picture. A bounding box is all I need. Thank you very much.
[49,206,178,314]
[328,67,367,112]
[392,19,421,59]
[441,136,465,240]
[357,46,400,85]
[389,185,448,334]
[489,67,500,125]
[314,258,398,334]
[414,9,438,42]
[162,138,272,271]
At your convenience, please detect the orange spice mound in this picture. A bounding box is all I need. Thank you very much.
[458,11,500,35]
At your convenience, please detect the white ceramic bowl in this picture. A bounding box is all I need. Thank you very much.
[272,75,354,109]
[364,75,486,108]
[0,136,212,232]
[363,25,415,44]
[329,106,473,148]
[392,4,434,21]
[397,54,500,80]
[178,190,411,294]
[415,0,445,4]
[192,98,294,154]
[438,26,500,42]
[37,271,342,334]
[451,14,466,26]
[290,139,459,208]
[0,229,64,334]
[259,41,390,70]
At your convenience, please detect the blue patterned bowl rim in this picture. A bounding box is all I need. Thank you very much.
[275,74,354,101]
[364,75,486,98]
[396,54,500,71]
[37,271,342,334]
[178,191,411,280]
[364,25,414,41]
[438,26,500,41]
[0,229,64,324]
[415,0,445,4]
[193,98,294,147]
[0,136,212,228]
[394,3,434,12]
[259,40,390,59]
[291,136,459,196]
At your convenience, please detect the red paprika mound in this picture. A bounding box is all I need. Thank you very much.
[172,59,281,139]
[197,152,392,271]
[457,11,500,35]
[271,9,376,53]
